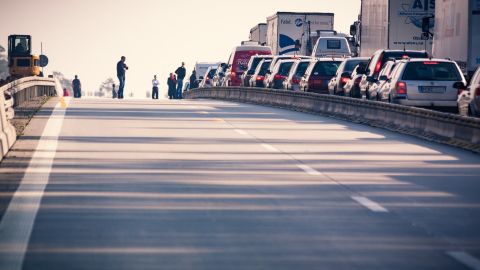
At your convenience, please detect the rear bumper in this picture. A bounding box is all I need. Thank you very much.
[395,99,457,107]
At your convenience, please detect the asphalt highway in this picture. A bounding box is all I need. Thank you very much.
[1,97,479,270]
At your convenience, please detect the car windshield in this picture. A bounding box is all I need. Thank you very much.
[295,62,310,77]
[402,62,462,81]
[312,61,341,76]
[258,61,271,76]
[344,60,367,72]
[278,62,294,76]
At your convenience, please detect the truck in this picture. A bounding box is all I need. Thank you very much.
[194,62,221,81]
[433,0,480,78]
[266,12,334,56]
[249,23,267,45]
[355,0,435,57]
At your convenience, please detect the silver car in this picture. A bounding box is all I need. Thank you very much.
[382,59,467,110]
[458,67,480,117]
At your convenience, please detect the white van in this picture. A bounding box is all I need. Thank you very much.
[195,62,221,80]
[311,37,352,58]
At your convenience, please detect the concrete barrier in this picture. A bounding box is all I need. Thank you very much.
[0,77,61,162]
[185,87,480,153]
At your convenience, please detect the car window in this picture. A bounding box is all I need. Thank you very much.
[247,58,262,74]
[345,60,367,72]
[258,61,271,76]
[279,62,294,76]
[402,61,462,81]
[312,61,341,76]
[295,62,310,77]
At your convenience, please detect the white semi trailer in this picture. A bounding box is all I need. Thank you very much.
[357,0,435,57]
[433,0,480,78]
[266,12,334,56]
[249,23,267,45]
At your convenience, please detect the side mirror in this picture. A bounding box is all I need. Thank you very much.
[453,81,466,91]
[366,76,376,83]
[379,75,388,81]
[341,72,351,78]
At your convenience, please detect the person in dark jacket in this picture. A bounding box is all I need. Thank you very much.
[116,56,129,99]
[189,70,198,89]
[167,73,177,99]
[175,62,186,99]
[72,75,81,98]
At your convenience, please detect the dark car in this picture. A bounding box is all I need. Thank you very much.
[359,50,429,99]
[328,57,369,95]
[241,55,273,87]
[299,58,342,94]
[249,59,272,87]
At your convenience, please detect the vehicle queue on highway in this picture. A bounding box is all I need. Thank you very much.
[191,40,480,118]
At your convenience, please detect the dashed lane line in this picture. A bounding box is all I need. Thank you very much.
[234,129,248,136]
[351,196,389,213]
[447,251,480,270]
[261,143,280,153]
[297,164,321,176]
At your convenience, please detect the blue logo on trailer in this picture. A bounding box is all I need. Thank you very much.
[279,34,299,55]
[295,18,303,27]
[400,0,435,29]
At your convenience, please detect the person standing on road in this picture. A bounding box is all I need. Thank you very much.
[152,75,159,100]
[175,62,186,99]
[116,56,129,99]
[72,75,81,98]
[189,69,198,89]
[167,73,176,99]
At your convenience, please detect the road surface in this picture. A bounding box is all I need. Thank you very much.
[1,97,480,270]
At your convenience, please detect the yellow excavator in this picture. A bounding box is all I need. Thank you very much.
[7,35,41,79]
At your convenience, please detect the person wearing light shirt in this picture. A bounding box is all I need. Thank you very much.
[152,75,159,99]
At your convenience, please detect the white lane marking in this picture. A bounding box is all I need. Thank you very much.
[447,251,480,270]
[234,129,248,136]
[351,196,389,213]
[0,98,70,270]
[196,111,209,115]
[297,164,321,176]
[261,143,280,153]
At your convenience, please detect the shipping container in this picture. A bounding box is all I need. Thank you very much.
[433,0,480,78]
[358,0,435,57]
[249,23,267,45]
[266,12,334,55]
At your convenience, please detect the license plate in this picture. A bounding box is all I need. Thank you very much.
[419,86,446,93]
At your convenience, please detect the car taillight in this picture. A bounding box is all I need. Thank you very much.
[396,81,407,94]
[292,77,300,84]
[274,74,286,80]
[375,61,382,74]
[354,77,362,85]
[231,72,236,78]
[340,77,349,85]
[256,75,265,81]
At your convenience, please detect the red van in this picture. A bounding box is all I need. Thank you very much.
[224,45,272,87]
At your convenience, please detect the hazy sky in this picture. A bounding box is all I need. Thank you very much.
[1,0,360,98]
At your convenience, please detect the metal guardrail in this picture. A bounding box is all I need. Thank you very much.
[185,87,480,153]
[0,76,61,161]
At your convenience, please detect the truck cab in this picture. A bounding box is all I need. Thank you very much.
[7,35,41,78]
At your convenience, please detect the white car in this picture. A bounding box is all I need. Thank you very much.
[458,67,480,117]
[198,67,217,88]
[381,58,467,110]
